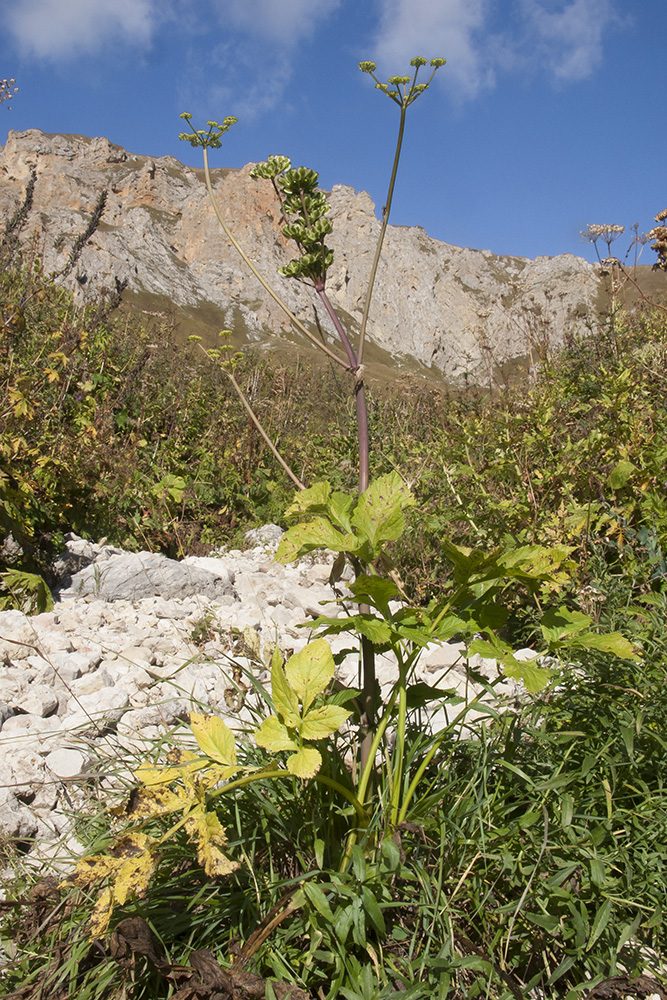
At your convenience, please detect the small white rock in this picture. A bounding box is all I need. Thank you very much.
[45,748,88,778]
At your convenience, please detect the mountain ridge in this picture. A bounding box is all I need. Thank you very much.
[0,128,604,381]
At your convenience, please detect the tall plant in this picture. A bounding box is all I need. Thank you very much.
[179,58,446,767]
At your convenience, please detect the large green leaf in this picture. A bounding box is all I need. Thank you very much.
[275,517,357,564]
[350,472,414,554]
[329,491,355,532]
[285,481,331,516]
[354,615,393,646]
[300,704,351,739]
[540,607,592,643]
[285,638,335,712]
[349,574,401,616]
[254,715,298,753]
[566,630,639,661]
[270,646,300,724]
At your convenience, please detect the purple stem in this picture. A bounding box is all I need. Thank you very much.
[315,285,369,494]
[315,283,374,771]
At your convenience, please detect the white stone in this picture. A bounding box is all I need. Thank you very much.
[14,684,59,718]
[69,669,114,697]
[1,713,60,737]
[0,609,36,661]
[45,748,88,778]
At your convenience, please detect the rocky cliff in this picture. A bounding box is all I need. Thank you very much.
[0,129,602,381]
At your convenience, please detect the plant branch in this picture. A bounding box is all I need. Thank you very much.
[216,359,305,492]
[201,148,349,370]
[357,105,407,366]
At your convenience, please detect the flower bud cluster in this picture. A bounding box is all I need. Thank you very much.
[178,114,238,150]
[250,156,334,285]
[358,56,446,109]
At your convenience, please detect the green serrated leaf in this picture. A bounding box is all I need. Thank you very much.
[350,472,414,554]
[349,574,400,615]
[567,630,639,661]
[275,517,357,564]
[329,491,355,532]
[540,606,592,643]
[285,481,331,516]
[300,705,351,739]
[271,647,300,724]
[285,638,335,712]
[354,615,393,646]
[502,653,554,694]
[469,637,554,694]
[254,715,298,753]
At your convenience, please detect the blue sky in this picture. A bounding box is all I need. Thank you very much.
[1,1,665,262]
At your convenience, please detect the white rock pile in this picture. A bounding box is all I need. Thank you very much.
[0,525,515,865]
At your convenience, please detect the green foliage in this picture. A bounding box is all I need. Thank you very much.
[3,49,666,1000]
[0,568,53,613]
[255,641,351,777]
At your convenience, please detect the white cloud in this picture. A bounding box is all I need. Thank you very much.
[372,0,495,99]
[372,0,623,99]
[522,0,621,81]
[186,38,295,121]
[6,0,158,59]
[219,0,341,46]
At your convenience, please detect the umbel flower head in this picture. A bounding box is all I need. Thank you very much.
[178,114,238,150]
[359,57,446,108]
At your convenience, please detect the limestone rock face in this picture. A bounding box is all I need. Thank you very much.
[0,129,601,379]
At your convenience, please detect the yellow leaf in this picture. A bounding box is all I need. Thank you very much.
[284,639,335,713]
[89,887,115,939]
[270,646,299,724]
[136,750,201,786]
[67,853,120,889]
[113,850,158,906]
[190,712,237,767]
[112,831,154,857]
[185,808,240,877]
[126,784,187,820]
[287,746,322,779]
[242,625,261,660]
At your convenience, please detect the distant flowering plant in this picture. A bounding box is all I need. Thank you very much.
[649,209,667,270]
[581,222,625,263]
[0,77,18,110]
